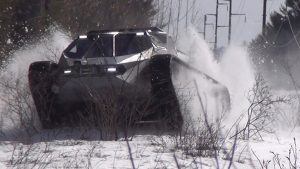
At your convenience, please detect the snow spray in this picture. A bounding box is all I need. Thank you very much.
[172,27,255,130]
[0,28,70,135]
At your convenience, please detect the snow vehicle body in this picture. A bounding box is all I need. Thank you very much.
[29,27,183,129]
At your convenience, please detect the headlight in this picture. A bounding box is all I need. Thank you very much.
[64,70,72,74]
[107,67,117,72]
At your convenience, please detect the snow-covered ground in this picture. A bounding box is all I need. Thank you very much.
[0,128,299,169]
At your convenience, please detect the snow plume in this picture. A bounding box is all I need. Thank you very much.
[172,27,255,131]
[0,27,70,138]
[219,46,255,126]
[5,28,70,77]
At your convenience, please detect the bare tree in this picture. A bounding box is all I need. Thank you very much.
[0,74,39,141]
[234,74,289,140]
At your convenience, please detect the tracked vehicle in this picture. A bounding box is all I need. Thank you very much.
[29,27,183,129]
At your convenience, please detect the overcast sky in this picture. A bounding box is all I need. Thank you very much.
[200,0,285,47]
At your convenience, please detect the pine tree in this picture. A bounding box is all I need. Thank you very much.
[250,0,300,67]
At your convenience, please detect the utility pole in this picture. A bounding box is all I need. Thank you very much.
[215,0,219,49]
[204,1,228,49]
[204,15,207,39]
[225,0,246,44]
[203,14,215,40]
[214,0,229,49]
[262,0,267,36]
[229,0,233,43]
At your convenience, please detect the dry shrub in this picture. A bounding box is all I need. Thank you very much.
[9,142,53,169]
[74,87,153,140]
[0,74,39,139]
[176,120,220,157]
[166,80,242,169]
[252,138,299,169]
[170,81,223,158]
[235,74,290,140]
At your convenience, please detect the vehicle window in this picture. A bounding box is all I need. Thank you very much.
[86,35,113,58]
[64,35,113,58]
[115,33,152,56]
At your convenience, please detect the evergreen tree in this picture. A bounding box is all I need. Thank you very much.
[0,0,50,66]
[48,0,157,36]
[250,0,300,68]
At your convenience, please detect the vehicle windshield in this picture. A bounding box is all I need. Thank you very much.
[64,35,113,58]
[115,33,152,56]
[64,33,152,58]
